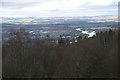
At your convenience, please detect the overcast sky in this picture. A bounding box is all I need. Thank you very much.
[0,0,119,17]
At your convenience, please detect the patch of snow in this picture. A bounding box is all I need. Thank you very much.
[70,41,72,44]
[82,31,89,34]
[77,28,96,38]
[29,31,33,33]
[75,40,77,42]
[76,28,82,31]
[88,31,96,38]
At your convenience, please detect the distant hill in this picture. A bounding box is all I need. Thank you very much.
[1,15,118,24]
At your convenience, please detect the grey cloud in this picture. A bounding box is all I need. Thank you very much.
[0,0,118,17]
[1,0,66,9]
[82,2,118,9]
[1,2,40,9]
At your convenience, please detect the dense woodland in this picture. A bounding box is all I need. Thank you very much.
[2,28,119,78]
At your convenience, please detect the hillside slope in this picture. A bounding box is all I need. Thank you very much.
[2,29,119,78]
